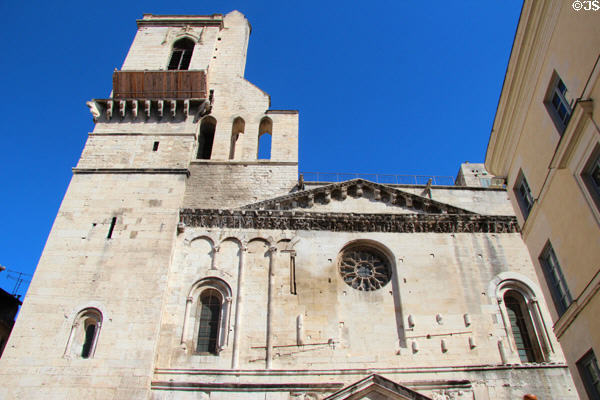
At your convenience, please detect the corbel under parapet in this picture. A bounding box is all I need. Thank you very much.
[86,101,101,122]
[119,100,127,119]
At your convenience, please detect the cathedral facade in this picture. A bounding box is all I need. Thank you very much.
[0,11,577,399]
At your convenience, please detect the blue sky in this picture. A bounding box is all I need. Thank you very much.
[0,1,523,297]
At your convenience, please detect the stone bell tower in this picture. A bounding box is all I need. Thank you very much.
[0,11,298,399]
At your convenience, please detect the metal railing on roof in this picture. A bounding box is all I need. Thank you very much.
[300,172,455,186]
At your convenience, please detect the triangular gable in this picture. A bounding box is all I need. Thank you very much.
[325,374,432,400]
[240,179,474,215]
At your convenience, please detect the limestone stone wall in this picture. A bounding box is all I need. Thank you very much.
[121,24,219,72]
[77,134,195,169]
[0,172,187,399]
[182,162,298,209]
[151,225,575,399]
[161,229,560,368]
[92,118,200,135]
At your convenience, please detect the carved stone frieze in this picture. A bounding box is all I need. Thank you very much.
[179,209,520,234]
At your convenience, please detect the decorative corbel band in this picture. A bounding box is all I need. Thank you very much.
[87,98,210,123]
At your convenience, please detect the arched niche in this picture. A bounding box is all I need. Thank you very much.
[257,117,273,160]
[229,117,245,160]
[197,116,216,159]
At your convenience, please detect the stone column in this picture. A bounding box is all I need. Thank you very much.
[266,245,277,369]
[231,245,247,369]
[180,296,193,346]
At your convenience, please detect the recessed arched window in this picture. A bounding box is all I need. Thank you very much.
[495,279,550,364]
[168,38,195,70]
[197,289,222,354]
[65,308,102,359]
[181,277,232,355]
[197,116,216,159]
[229,117,245,160]
[258,117,272,160]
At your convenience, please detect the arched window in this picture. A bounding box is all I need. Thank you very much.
[229,117,245,160]
[168,38,195,70]
[197,116,216,159]
[258,117,272,160]
[504,290,537,362]
[495,279,550,363]
[197,289,222,354]
[65,308,102,359]
[181,277,232,355]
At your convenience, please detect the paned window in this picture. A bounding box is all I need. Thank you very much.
[183,277,232,355]
[196,289,222,354]
[539,243,572,316]
[545,73,571,133]
[504,291,536,362]
[577,350,600,400]
[582,145,600,210]
[514,171,534,219]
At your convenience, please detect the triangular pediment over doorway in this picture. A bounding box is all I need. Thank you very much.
[325,374,432,400]
[240,179,474,215]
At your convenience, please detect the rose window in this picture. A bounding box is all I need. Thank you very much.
[339,248,391,291]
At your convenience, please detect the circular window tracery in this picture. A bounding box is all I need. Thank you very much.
[339,246,392,291]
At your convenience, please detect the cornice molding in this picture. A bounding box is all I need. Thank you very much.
[550,99,594,169]
[137,15,224,29]
[151,381,342,392]
[554,268,600,338]
[154,362,569,377]
[73,168,190,176]
[190,160,297,166]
